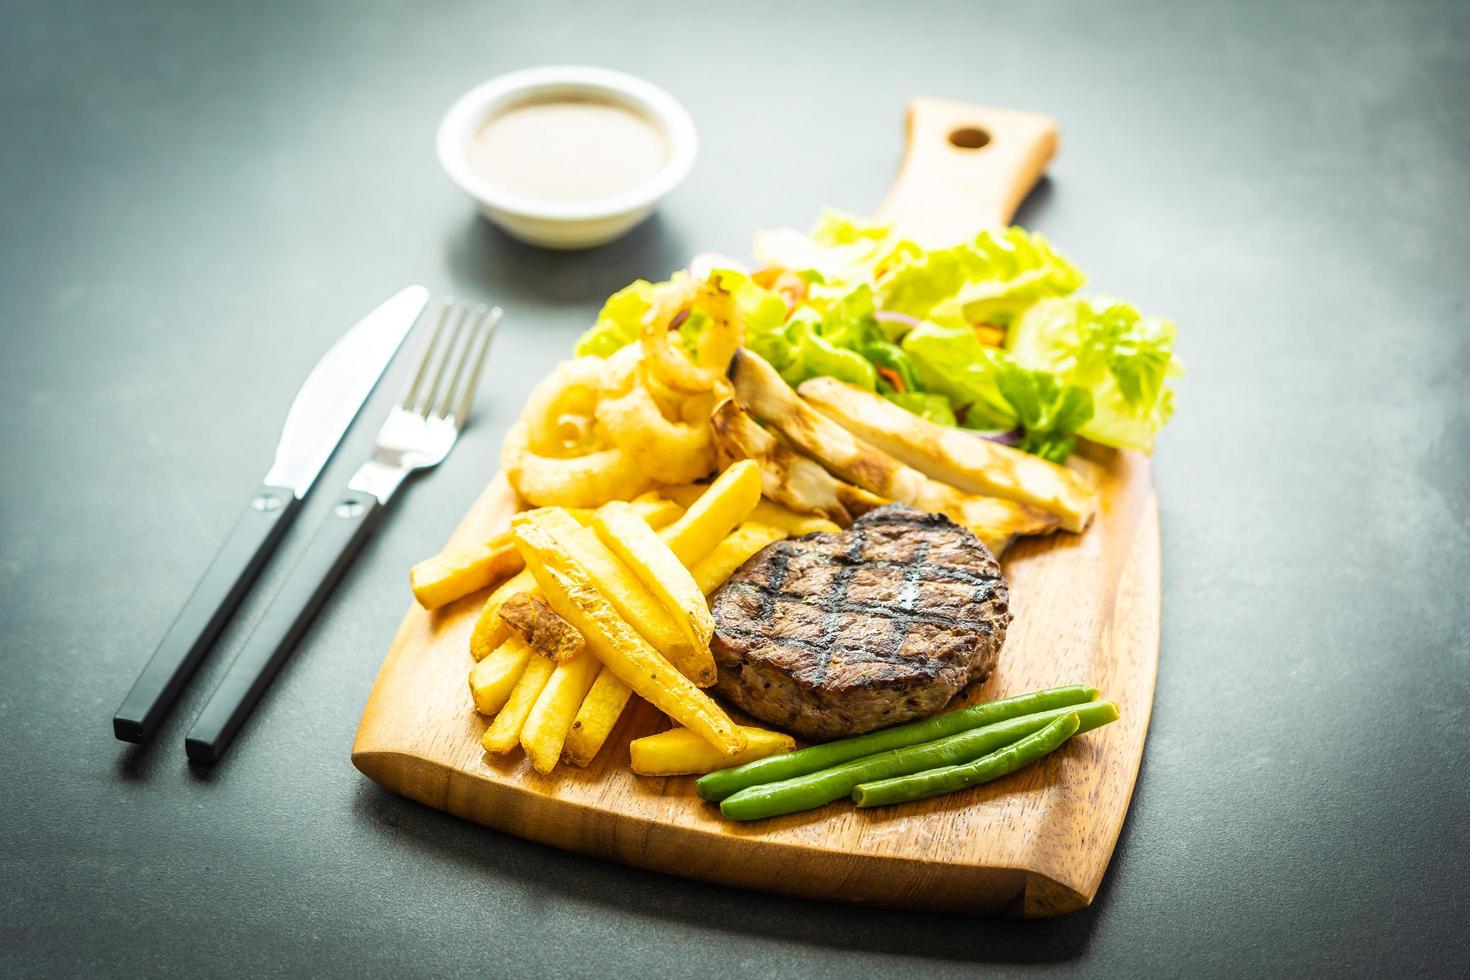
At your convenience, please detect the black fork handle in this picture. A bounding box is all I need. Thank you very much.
[183,489,383,765]
[114,484,301,743]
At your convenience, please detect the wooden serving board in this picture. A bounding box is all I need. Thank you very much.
[353,99,1161,917]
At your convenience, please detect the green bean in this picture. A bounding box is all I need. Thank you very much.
[852,712,1080,808]
[718,700,1118,821]
[696,684,1099,802]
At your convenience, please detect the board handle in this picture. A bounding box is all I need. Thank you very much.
[874,98,1059,245]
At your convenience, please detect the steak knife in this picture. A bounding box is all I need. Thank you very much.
[113,286,429,743]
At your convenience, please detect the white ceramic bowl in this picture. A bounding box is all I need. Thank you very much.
[437,66,697,249]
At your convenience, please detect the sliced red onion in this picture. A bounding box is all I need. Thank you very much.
[973,426,1023,446]
[688,252,749,279]
[875,310,922,330]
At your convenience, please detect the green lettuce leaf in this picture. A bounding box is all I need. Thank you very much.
[573,279,656,357]
[753,215,1082,335]
[877,227,1085,327]
[885,390,956,426]
[899,320,1015,428]
[574,269,787,366]
[992,361,1094,463]
[817,282,881,350]
[810,210,889,246]
[1007,297,1180,452]
[745,281,893,392]
[900,321,1095,458]
[754,308,878,391]
[752,209,895,283]
[715,268,789,341]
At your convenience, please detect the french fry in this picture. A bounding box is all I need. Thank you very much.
[748,500,842,538]
[629,725,797,776]
[468,637,533,715]
[410,531,523,610]
[514,515,746,754]
[562,490,726,761]
[592,502,714,648]
[653,483,704,508]
[468,498,680,661]
[657,484,839,540]
[625,493,685,530]
[520,651,602,773]
[659,459,763,565]
[562,667,634,767]
[470,568,534,659]
[480,654,555,753]
[690,522,789,595]
[520,508,714,687]
[556,489,797,757]
[564,503,682,527]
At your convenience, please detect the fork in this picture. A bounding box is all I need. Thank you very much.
[184,300,502,764]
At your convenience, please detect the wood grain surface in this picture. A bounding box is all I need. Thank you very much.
[352,99,1161,917]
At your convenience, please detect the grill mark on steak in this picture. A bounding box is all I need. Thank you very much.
[813,562,859,690]
[729,547,1005,590]
[888,537,931,660]
[716,580,999,637]
[709,503,1011,740]
[755,544,793,624]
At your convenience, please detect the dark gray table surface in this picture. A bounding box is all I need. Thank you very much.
[3,0,1467,976]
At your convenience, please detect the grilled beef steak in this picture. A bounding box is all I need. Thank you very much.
[709,503,1011,740]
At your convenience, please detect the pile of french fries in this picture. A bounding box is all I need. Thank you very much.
[409,460,838,774]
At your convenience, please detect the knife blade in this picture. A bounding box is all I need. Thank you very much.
[263,285,430,496]
[113,285,429,743]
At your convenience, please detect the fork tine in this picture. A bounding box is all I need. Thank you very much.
[450,306,503,424]
[400,299,456,410]
[414,302,470,416]
[432,304,489,420]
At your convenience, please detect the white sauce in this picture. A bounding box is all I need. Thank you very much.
[468,99,669,204]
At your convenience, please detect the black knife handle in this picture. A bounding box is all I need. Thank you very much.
[184,488,383,765]
[114,483,301,743]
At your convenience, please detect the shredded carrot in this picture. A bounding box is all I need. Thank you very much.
[752,267,807,313]
[875,366,906,393]
[974,324,1006,347]
[774,271,807,307]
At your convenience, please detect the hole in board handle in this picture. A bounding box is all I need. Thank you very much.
[948,126,991,150]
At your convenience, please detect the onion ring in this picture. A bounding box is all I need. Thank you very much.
[640,279,721,394]
[595,371,716,485]
[521,357,609,457]
[501,421,651,507]
[597,341,644,398]
[692,275,743,375]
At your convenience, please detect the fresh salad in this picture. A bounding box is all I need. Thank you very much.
[576,211,1181,463]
